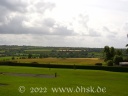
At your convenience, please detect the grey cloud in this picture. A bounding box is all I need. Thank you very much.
[0,0,56,22]
[35,0,55,13]
[0,0,27,24]
[26,0,56,14]
[0,0,27,12]
[43,18,55,27]
[51,26,74,36]
[0,15,28,34]
[106,34,116,38]
[0,14,75,36]
[0,0,57,35]
[122,22,128,31]
[0,6,9,22]
[76,13,101,37]
[0,0,75,36]
[102,26,117,38]
[103,26,110,32]
[78,14,89,29]
[88,28,101,37]
[103,26,117,34]
[0,34,35,45]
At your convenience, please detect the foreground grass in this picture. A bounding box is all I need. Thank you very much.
[13,58,104,65]
[0,66,128,96]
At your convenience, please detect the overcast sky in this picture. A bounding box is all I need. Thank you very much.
[0,0,128,48]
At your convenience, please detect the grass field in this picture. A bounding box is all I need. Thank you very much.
[0,66,128,96]
[13,58,104,65]
[0,57,12,61]
[24,49,51,52]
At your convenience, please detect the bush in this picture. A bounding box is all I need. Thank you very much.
[95,63,102,66]
[28,54,32,59]
[123,57,128,62]
[31,62,38,64]
[12,56,15,60]
[107,60,113,66]
[113,55,123,65]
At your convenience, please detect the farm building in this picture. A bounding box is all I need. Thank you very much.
[119,62,128,66]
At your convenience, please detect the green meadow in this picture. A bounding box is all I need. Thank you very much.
[0,66,128,96]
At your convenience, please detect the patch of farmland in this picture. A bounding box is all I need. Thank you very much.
[16,58,103,65]
[24,49,51,52]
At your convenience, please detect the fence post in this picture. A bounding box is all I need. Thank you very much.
[55,72,57,77]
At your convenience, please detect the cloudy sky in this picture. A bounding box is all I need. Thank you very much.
[0,0,128,48]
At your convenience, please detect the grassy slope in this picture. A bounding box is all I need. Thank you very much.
[0,66,128,96]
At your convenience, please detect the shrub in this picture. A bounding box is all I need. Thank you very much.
[28,54,32,59]
[31,62,38,64]
[107,60,113,66]
[123,57,128,62]
[12,56,15,60]
[95,63,102,66]
[113,55,123,65]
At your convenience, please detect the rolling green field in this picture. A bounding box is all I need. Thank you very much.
[0,66,128,96]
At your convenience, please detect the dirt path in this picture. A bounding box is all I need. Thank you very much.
[0,83,8,86]
[0,72,55,78]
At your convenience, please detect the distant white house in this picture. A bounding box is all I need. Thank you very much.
[119,62,128,66]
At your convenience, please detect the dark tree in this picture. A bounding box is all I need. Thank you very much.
[39,54,43,58]
[104,46,111,61]
[110,47,115,59]
[126,48,128,54]
[28,54,32,59]
[116,50,122,56]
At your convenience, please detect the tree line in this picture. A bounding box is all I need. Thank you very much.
[104,46,124,66]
